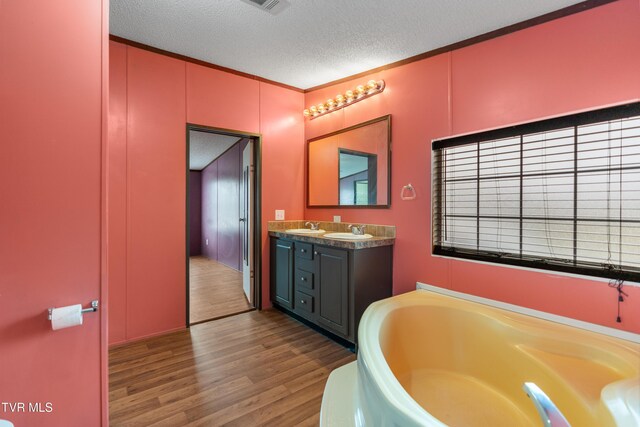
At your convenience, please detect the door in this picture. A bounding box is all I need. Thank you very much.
[271,239,294,309]
[0,0,106,425]
[316,247,349,337]
[241,141,254,304]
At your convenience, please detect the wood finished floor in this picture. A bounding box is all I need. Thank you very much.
[109,309,356,426]
[189,256,252,324]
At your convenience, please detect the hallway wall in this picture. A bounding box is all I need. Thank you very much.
[189,171,202,256]
[201,161,218,261]
[201,142,243,271]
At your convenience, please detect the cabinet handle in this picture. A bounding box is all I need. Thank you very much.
[300,249,306,253]
[300,299,306,304]
[300,277,306,281]
[314,251,318,255]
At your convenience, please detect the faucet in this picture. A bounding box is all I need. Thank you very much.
[347,224,366,235]
[522,382,571,427]
[305,221,320,230]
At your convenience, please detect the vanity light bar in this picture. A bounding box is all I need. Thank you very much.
[303,80,385,119]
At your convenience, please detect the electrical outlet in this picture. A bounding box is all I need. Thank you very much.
[206,238,209,246]
[275,209,285,220]
[333,215,341,222]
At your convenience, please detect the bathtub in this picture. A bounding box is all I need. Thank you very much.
[320,285,640,426]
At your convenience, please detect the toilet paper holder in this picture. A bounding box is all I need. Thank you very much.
[47,300,99,320]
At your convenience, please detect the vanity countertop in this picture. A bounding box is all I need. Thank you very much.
[268,230,394,250]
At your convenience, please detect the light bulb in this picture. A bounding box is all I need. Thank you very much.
[326,99,335,109]
[356,85,366,95]
[335,94,345,104]
[317,103,326,113]
[303,109,311,117]
[367,80,378,90]
[310,106,317,113]
[345,90,354,100]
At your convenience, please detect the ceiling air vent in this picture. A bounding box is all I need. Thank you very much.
[239,0,290,15]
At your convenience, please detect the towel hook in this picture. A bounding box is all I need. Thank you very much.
[400,183,416,201]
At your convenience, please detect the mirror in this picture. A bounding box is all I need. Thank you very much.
[308,115,391,207]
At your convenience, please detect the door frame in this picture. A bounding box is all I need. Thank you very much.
[185,124,263,327]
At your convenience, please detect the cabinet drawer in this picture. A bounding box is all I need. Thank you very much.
[295,269,314,291]
[295,291,314,315]
[296,257,314,273]
[295,242,313,260]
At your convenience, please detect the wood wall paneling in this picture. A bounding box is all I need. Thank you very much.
[303,0,640,333]
[108,40,129,345]
[186,63,260,133]
[189,171,203,256]
[214,143,242,270]
[108,43,306,344]
[126,47,187,340]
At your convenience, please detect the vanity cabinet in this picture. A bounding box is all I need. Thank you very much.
[315,246,349,337]
[270,236,392,343]
[271,239,294,309]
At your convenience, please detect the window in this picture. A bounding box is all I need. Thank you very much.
[432,102,640,282]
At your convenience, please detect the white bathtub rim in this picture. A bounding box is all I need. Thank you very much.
[601,379,640,426]
[416,282,640,344]
[358,296,447,426]
[357,285,640,427]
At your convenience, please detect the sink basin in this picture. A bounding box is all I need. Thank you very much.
[323,232,374,240]
[285,228,326,234]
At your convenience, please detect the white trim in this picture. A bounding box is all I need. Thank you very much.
[416,282,640,344]
[430,253,640,288]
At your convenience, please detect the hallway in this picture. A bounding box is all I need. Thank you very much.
[190,256,252,324]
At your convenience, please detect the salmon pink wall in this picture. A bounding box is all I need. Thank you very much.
[0,0,107,425]
[108,41,128,347]
[126,48,187,341]
[304,0,640,333]
[259,82,306,306]
[108,42,304,345]
[186,64,260,132]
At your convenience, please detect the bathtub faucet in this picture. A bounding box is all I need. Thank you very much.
[522,382,571,427]
[305,221,320,230]
[347,224,366,235]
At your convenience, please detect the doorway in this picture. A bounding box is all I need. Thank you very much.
[338,148,378,205]
[186,125,261,325]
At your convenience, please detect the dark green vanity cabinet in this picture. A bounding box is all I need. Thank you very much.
[315,246,349,337]
[270,236,393,343]
[271,239,294,309]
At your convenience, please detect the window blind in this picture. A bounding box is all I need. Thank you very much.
[432,102,640,282]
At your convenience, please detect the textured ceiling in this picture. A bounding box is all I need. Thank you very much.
[189,131,241,170]
[111,0,584,89]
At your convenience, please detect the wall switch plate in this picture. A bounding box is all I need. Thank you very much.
[275,210,285,220]
[206,238,209,246]
[333,215,341,222]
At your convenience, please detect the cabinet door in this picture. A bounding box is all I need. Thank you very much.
[316,246,349,337]
[271,239,294,309]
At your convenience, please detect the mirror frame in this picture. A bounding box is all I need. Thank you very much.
[306,114,391,208]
